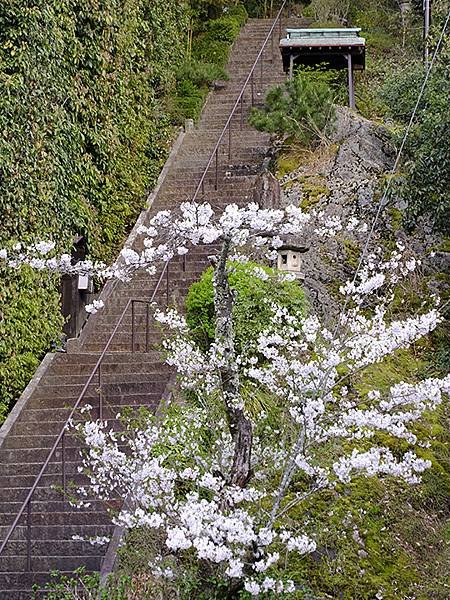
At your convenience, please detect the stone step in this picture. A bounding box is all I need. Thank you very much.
[26,393,163,415]
[29,378,167,399]
[15,400,162,425]
[1,540,109,560]
[0,459,114,479]
[48,355,164,375]
[0,487,119,510]
[0,524,112,543]
[0,483,105,503]
[0,571,92,594]
[0,555,103,573]
[0,16,289,592]
[43,369,169,387]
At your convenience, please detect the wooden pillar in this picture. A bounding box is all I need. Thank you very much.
[289,53,294,80]
[347,53,355,109]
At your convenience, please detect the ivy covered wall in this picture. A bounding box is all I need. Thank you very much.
[0,0,190,418]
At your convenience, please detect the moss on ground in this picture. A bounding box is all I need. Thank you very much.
[342,238,361,270]
[388,207,403,232]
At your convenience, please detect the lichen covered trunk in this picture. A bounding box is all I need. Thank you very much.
[214,237,252,488]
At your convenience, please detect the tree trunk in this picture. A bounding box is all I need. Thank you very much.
[214,238,253,488]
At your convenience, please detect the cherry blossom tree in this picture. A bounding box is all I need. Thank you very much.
[2,203,449,596]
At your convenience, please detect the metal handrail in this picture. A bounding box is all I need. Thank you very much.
[192,0,287,200]
[0,3,287,568]
[0,261,169,562]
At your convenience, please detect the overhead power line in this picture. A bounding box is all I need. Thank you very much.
[335,8,450,328]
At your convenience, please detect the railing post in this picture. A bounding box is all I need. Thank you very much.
[214,149,219,190]
[260,53,263,88]
[166,262,170,307]
[98,363,103,421]
[26,500,32,572]
[240,95,244,130]
[251,72,255,106]
[228,122,232,160]
[131,300,135,352]
[183,253,187,273]
[61,430,66,499]
[145,303,150,353]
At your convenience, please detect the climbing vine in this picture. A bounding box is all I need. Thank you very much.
[0,0,252,420]
[0,0,186,418]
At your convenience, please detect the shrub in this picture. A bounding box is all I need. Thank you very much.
[170,79,207,123]
[171,4,247,123]
[249,69,336,147]
[226,4,248,25]
[176,60,228,88]
[381,60,450,233]
[191,4,247,68]
[192,36,232,68]
[185,261,307,352]
[35,567,131,599]
[302,0,351,24]
[206,15,241,43]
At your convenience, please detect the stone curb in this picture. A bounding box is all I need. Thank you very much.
[0,353,56,450]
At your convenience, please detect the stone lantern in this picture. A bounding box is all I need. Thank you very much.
[276,244,307,279]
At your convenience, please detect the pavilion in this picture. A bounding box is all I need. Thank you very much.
[279,28,366,109]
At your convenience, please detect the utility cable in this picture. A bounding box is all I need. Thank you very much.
[335,9,450,330]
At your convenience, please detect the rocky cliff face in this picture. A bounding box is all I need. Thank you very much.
[259,106,447,322]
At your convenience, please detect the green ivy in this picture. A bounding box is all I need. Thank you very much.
[0,0,189,421]
[0,1,251,421]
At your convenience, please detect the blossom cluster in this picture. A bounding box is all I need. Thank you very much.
[74,409,316,592]
[3,201,448,595]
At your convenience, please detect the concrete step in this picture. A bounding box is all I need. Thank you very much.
[0,524,112,541]
[48,355,165,375]
[43,369,169,387]
[0,571,95,597]
[29,378,167,399]
[15,398,160,423]
[1,539,108,558]
[0,555,103,573]
[0,497,117,516]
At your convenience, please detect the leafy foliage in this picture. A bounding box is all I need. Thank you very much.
[170,5,246,123]
[0,0,188,420]
[381,58,450,233]
[249,69,336,146]
[34,567,130,599]
[0,1,250,421]
[185,262,307,352]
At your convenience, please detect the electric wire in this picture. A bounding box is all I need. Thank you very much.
[335,9,450,330]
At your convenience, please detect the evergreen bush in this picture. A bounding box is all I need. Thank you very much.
[172,4,247,123]
[249,69,336,146]
[185,262,307,352]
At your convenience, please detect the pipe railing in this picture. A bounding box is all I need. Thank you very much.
[192,0,287,199]
[0,261,170,568]
[0,2,288,570]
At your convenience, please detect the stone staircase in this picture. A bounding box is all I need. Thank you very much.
[0,16,301,599]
